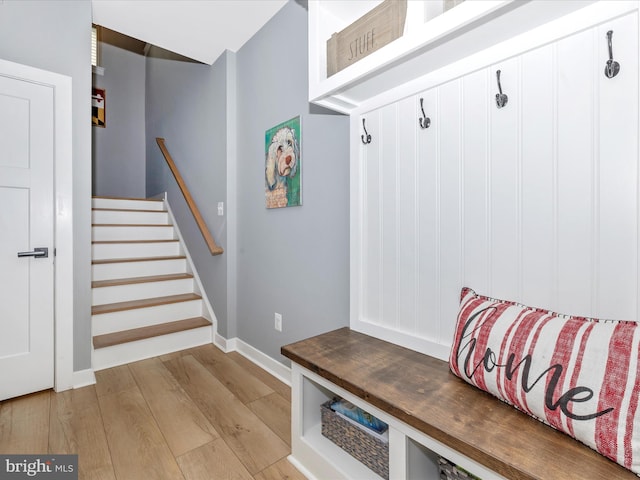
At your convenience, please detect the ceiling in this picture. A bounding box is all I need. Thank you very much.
[91,0,289,65]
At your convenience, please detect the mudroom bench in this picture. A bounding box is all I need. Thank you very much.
[282,328,635,480]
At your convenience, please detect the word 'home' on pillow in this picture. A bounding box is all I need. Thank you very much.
[449,287,640,475]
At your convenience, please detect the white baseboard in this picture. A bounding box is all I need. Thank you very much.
[71,368,96,389]
[216,335,291,386]
[287,455,315,480]
[214,332,236,353]
[233,338,291,386]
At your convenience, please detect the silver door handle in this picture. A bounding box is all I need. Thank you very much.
[17,247,48,258]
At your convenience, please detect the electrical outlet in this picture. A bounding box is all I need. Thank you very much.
[274,312,282,332]
[217,202,224,216]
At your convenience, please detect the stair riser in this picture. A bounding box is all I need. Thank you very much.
[92,278,195,305]
[92,209,169,225]
[92,258,187,281]
[92,326,213,371]
[92,225,175,241]
[92,242,180,260]
[92,198,165,211]
[92,300,203,335]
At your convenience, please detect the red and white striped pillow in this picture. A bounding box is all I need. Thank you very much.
[449,287,640,474]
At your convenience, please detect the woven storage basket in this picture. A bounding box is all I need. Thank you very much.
[320,400,389,479]
[438,457,482,480]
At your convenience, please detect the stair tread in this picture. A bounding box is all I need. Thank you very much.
[92,223,173,227]
[92,196,163,202]
[92,255,186,265]
[93,207,168,213]
[93,316,211,349]
[92,239,178,244]
[92,273,193,289]
[92,292,201,315]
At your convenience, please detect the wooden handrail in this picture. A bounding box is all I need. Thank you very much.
[156,138,223,256]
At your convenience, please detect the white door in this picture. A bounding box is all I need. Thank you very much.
[0,73,55,400]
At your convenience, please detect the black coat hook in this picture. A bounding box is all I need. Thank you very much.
[419,98,431,129]
[361,118,372,145]
[604,30,620,79]
[495,70,508,108]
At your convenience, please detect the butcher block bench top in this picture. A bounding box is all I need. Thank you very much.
[281,327,636,480]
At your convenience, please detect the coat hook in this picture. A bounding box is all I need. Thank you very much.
[604,30,620,79]
[495,70,508,109]
[419,98,431,129]
[361,118,372,145]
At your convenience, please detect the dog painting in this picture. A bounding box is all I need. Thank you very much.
[265,116,301,208]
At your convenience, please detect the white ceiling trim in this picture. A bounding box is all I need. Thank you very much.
[91,0,288,65]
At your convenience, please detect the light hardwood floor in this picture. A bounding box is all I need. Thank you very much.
[0,345,306,480]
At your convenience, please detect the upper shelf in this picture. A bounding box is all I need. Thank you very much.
[308,0,598,114]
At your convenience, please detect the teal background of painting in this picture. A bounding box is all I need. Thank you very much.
[265,116,302,206]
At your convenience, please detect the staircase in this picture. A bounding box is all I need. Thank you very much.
[91,196,214,370]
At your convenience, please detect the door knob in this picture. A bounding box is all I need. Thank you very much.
[17,247,48,258]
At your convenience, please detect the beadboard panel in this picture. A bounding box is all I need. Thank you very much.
[381,103,399,331]
[361,108,381,326]
[397,96,418,335]
[597,12,639,319]
[520,44,555,312]
[416,86,440,344]
[351,7,639,360]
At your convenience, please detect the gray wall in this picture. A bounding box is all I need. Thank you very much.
[235,1,350,364]
[145,50,229,336]
[0,0,93,370]
[143,1,350,365]
[93,43,146,197]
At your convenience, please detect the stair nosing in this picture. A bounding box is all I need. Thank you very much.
[92,316,211,349]
[92,273,193,289]
[92,208,169,213]
[91,293,202,315]
[92,196,163,202]
[92,223,173,227]
[92,255,186,265]
[92,239,179,244]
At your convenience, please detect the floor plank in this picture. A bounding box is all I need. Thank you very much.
[176,438,253,480]
[129,358,220,456]
[227,351,291,401]
[254,458,308,480]
[158,347,196,363]
[164,355,290,475]
[189,345,274,404]
[247,392,291,446]
[98,387,184,480]
[49,386,116,480]
[0,391,50,453]
[94,365,137,397]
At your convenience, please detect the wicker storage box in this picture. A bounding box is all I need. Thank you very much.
[438,457,482,480]
[320,400,389,479]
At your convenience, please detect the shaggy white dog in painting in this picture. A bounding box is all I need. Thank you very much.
[265,126,299,192]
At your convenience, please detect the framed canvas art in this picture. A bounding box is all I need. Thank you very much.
[265,116,301,208]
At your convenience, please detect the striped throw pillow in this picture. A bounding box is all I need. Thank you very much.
[449,287,640,474]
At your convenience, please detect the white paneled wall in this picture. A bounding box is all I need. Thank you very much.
[351,6,639,360]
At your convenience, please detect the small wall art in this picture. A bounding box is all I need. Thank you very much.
[92,87,106,127]
[265,116,301,209]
